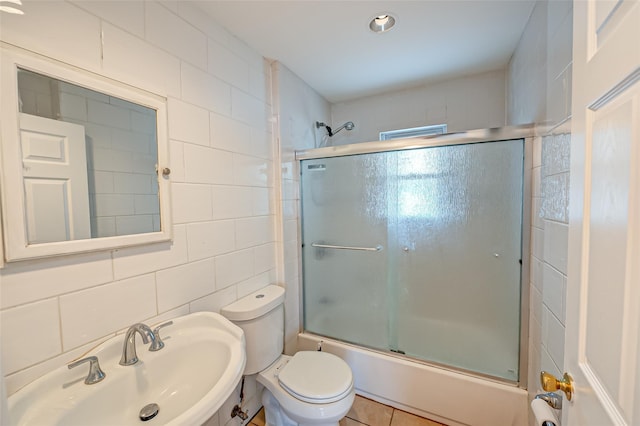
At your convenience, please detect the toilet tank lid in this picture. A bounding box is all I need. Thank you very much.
[221,285,285,321]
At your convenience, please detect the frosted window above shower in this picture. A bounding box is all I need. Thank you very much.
[379,124,447,141]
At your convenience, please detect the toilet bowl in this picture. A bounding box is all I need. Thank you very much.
[221,285,355,426]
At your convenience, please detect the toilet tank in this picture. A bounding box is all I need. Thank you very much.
[220,285,285,375]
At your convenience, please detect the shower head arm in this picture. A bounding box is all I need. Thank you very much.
[315,121,354,137]
[316,121,333,137]
[331,123,349,135]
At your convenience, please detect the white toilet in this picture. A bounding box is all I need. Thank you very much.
[221,285,355,426]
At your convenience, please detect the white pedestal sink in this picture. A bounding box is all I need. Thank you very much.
[8,312,246,425]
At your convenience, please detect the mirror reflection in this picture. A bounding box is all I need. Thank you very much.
[17,68,160,244]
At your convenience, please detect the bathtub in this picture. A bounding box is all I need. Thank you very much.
[297,333,528,426]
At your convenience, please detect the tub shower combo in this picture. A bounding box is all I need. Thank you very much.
[296,127,533,426]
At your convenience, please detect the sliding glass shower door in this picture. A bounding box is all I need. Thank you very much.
[301,139,524,381]
[301,153,391,349]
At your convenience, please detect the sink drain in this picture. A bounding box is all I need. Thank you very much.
[139,403,159,421]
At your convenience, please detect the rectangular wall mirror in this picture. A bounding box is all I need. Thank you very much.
[0,47,171,261]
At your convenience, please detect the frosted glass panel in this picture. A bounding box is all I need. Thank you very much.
[394,141,523,380]
[301,139,524,381]
[301,154,390,349]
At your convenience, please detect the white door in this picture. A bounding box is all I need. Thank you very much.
[564,0,640,424]
[19,113,91,243]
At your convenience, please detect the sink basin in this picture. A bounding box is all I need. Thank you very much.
[8,312,246,425]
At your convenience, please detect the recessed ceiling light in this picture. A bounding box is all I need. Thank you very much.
[369,13,396,33]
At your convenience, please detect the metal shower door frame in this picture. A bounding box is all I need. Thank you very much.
[295,125,534,389]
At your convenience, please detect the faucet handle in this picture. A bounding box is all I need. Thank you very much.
[68,356,106,385]
[149,321,173,351]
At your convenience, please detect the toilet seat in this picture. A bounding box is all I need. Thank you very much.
[277,351,353,404]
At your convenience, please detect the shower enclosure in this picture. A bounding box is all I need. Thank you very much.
[299,128,530,383]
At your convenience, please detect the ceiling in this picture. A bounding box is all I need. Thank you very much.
[195,1,536,103]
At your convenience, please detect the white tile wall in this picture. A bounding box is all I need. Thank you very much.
[0,1,102,73]
[145,2,208,70]
[1,299,62,373]
[102,23,181,98]
[112,225,189,280]
[116,215,154,235]
[208,40,251,93]
[330,69,507,145]
[181,62,231,115]
[186,220,236,260]
[156,259,216,313]
[168,98,210,146]
[59,274,157,349]
[0,252,114,309]
[1,4,275,423]
[273,62,331,354]
[171,183,214,223]
[71,0,145,39]
[211,113,252,154]
[507,2,573,423]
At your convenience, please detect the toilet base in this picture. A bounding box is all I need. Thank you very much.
[261,389,340,426]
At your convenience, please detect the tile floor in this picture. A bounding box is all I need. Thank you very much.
[248,395,446,426]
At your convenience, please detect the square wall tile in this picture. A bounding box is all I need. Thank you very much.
[0,252,113,309]
[0,1,102,73]
[542,263,565,323]
[186,220,236,261]
[254,243,276,275]
[208,39,250,92]
[250,126,273,160]
[232,88,266,126]
[215,249,254,290]
[113,225,188,280]
[210,113,252,154]
[190,285,237,314]
[543,220,569,274]
[184,145,233,184]
[71,0,144,37]
[145,2,207,70]
[171,183,213,223]
[168,98,210,146]
[545,308,566,370]
[156,259,216,313]
[252,187,272,216]
[102,23,181,97]
[87,99,131,129]
[236,272,271,298]
[235,216,273,249]
[233,155,271,187]
[1,299,61,374]
[212,185,253,219]
[177,1,230,41]
[59,274,157,350]
[169,140,186,182]
[181,62,231,115]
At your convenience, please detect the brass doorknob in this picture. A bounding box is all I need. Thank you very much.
[541,371,574,401]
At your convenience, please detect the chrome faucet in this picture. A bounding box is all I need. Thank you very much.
[119,321,173,366]
[68,356,106,385]
[119,323,156,366]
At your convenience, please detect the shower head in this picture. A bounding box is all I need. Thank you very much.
[315,121,355,137]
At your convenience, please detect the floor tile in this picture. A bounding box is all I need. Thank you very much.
[346,395,394,426]
[390,410,444,426]
[249,407,266,426]
[340,417,367,426]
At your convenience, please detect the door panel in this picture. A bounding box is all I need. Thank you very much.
[565,0,640,424]
[19,113,91,243]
